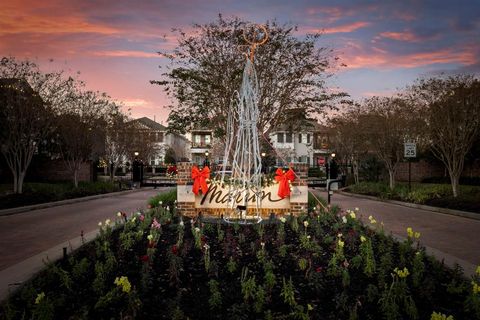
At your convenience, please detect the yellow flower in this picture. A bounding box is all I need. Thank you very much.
[307,304,313,311]
[472,281,480,295]
[407,227,413,238]
[35,292,45,304]
[360,236,366,243]
[414,232,421,239]
[430,311,454,320]
[303,221,309,228]
[147,234,153,241]
[114,276,132,293]
[338,239,345,248]
[394,267,410,278]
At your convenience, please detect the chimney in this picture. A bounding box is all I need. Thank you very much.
[154,115,156,122]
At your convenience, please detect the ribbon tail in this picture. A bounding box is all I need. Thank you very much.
[192,180,200,195]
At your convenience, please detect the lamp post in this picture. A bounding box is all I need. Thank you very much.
[261,152,266,173]
[328,152,336,179]
[204,151,210,167]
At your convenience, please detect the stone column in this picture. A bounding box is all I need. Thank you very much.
[290,163,309,216]
[176,162,196,217]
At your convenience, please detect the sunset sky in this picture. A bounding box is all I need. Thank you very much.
[1,0,479,123]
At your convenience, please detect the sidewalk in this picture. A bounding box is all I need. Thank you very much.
[311,189,480,277]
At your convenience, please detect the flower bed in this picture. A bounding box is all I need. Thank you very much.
[1,193,479,319]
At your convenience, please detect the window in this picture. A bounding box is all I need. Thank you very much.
[277,133,284,143]
[307,134,310,144]
[286,133,293,143]
[194,135,201,143]
[205,135,211,145]
[298,134,302,143]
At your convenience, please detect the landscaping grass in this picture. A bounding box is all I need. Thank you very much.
[346,181,480,213]
[0,181,124,210]
[1,194,479,319]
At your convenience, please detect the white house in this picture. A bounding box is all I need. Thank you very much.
[269,121,332,166]
[132,117,189,165]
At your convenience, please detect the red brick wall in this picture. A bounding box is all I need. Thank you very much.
[395,159,480,182]
[31,159,93,182]
[395,160,444,182]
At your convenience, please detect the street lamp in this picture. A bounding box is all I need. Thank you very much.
[261,152,266,173]
[328,152,336,179]
[204,151,210,167]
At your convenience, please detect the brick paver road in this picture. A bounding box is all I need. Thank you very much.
[0,188,168,271]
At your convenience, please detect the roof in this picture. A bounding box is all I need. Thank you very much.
[133,117,167,131]
[273,120,329,133]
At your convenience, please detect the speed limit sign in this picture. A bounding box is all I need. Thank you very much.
[404,143,416,158]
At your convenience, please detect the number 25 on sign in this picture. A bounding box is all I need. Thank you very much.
[404,143,416,158]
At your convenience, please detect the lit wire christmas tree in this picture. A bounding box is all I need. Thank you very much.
[220,25,268,222]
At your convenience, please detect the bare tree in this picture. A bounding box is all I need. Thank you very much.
[124,121,157,166]
[359,96,419,190]
[104,110,130,181]
[330,107,367,184]
[0,57,73,193]
[409,75,480,197]
[56,89,116,187]
[0,79,49,193]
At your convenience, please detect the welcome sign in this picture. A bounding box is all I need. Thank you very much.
[177,184,308,210]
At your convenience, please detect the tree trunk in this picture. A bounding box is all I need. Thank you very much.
[450,173,460,198]
[13,171,18,194]
[388,170,395,190]
[112,164,118,181]
[109,163,115,182]
[352,159,359,184]
[17,171,26,194]
[74,169,79,188]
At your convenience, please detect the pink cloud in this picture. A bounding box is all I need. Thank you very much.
[344,47,476,69]
[91,51,160,58]
[379,30,422,42]
[302,21,370,35]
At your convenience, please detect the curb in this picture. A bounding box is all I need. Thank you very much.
[337,190,480,221]
[0,187,156,216]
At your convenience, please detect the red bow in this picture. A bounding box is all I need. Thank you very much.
[275,168,295,198]
[191,166,210,195]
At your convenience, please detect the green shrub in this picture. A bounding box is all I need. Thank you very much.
[346,182,480,213]
[148,188,177,208]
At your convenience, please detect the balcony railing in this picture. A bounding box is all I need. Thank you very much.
[191,143,211,148]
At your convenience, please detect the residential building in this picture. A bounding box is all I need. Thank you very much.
[269,121,332,166]
[190,128,213,165]
[131,117,189,166]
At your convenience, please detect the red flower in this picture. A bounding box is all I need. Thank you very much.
[147,204,152,209]
[171,245,178,255]
[140,255,149,262]
[315,266,323,273]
